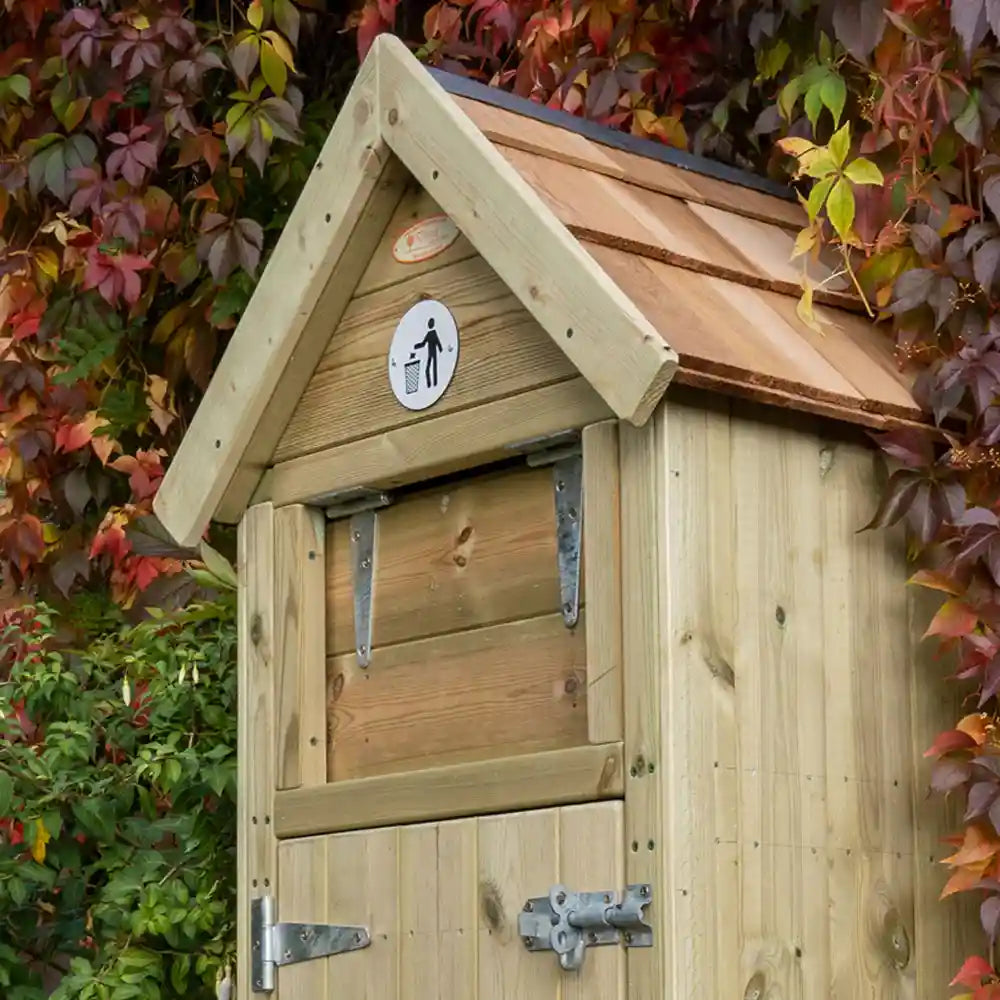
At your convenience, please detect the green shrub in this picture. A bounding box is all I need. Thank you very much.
[0,559,237,1000]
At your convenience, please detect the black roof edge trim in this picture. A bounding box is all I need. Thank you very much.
[428,66,796,203]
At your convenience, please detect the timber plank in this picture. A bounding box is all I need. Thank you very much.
[276,254,577,463]
[327,612,588,781]
[274,743,624,837]
[326,463,568,654]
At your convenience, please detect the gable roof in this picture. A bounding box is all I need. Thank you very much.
[154,34,922,548]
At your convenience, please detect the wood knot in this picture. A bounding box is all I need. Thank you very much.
[250,613,263,646]
[743,972,766,1000]
[387,107,399,125]
[330,671,345,702]
[564,675,579,695]
[453,554,467,568]
[880,908,910,970]
[479,880,505,934]
[457,525,472,544]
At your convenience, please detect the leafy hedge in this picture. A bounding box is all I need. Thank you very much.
[0,551,237,1000]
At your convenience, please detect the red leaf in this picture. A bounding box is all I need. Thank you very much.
[924,599,979,639]
[924,729,979,757]
[953,956,997,988]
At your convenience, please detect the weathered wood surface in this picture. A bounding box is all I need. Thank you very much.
[325,463,567,654]
[257,377,612,509]
[276,254,580,463]
[276,801,625,1000]
[649,391,966,999]
[328,612,588,781]
[274,743,624,837]
[274,505,327,789]
[236,504,276,1000]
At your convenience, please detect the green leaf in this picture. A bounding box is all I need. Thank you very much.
[844,156,884,186]
[778,78,801,119]
[260,40,288,96]
[2,74,30,102]
[0,772,13,817]
[804,83,824,130]
[819,72,847,127]
[806,174,836,223]
[757,38,791,80]
[826,176,856,241]
[198,541,238,591]
[828,122,851,167]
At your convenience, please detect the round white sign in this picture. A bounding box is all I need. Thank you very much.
[387,299,459,411]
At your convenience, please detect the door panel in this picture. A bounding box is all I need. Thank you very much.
[274,801,625,999]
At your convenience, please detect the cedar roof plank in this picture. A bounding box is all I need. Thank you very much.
[583,240,922,421]
[452,93,804,229]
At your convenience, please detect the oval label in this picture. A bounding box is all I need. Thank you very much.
[387,299,460,411]
[392,214,460,264]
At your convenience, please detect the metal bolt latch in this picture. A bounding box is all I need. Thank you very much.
[518,884,653,972]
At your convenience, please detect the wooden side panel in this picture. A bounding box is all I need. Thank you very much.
[275,253,578,463]
[276,802,625,1000]
[274,505,327,789]
[236,504,277,1000]
[651,393,965,999]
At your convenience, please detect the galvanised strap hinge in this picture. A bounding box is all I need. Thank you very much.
[507,430,584,630]
[317,487,394,670]
[518,883,653,972]
[251,895,371,993]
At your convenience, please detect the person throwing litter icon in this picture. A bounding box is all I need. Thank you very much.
[413,316,443,389]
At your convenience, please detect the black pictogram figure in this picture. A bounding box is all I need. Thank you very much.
[413,316,443,389]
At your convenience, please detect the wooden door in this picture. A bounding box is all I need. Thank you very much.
[274,801,627,999]
[236,421,629,1000]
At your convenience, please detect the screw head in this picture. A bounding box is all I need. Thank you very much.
[523,901,533,912]
[555,891,567,906]
[522,936,533,948]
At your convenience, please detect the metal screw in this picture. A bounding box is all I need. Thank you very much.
[352,530,360,541]
[556,480,565,491]
[556,891,567,905]
[361,557,371,569]
[354,932,364,945]
[588,932,598,944]
[624,932,633,945]
[523,901,533,912]
[522,937,533,948]
[283,950,292,961]
[639,885,649,897]
[603,894,611,904]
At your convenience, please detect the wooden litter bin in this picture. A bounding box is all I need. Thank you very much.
[155,34,966,1000]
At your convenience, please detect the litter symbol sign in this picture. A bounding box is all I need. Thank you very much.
[387,299,459,411]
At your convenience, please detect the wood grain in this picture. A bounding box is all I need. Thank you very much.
[619,415,666,1000]
[274,835,327,1000]
[236,504,276,1000]
[327,612,588,780]
[582,420,623,744]
[647,395,958,998]
[326,463,566,654]
[377,33,678,426]
[586,240,921,424]
[286,803,624,1000]
[274,505,327,789]
[275,254,578,463]
[451,93,806,229]
[257,377,612,510]
[273,742,624,837]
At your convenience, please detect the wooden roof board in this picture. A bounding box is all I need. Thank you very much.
[583,241,920,422]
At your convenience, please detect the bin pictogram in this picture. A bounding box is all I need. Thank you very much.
[404,355,421,394]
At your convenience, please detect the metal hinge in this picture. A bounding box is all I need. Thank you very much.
[319,487,394,670]
[251,895,371,993]
[508,431,584,629]
[518,883,653,972]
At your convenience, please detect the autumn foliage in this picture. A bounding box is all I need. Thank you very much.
[7,0,1000,993]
